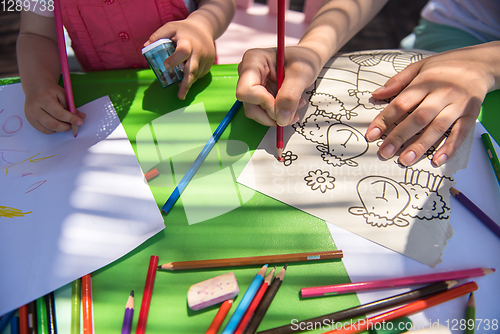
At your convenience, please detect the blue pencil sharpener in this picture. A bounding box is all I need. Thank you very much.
[142,38,184,88]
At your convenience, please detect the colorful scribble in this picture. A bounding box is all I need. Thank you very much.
[25,180,47,194]
[5,152,55,176]
[0,206,32,218]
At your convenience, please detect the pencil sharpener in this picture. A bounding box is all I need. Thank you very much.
[142,39,184,88]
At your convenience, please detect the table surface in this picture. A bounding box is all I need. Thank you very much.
[1,63,499,334]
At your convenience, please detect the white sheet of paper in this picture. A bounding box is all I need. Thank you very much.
[0,83,164,315]
[329,121,500,331]
[238,50,475,267]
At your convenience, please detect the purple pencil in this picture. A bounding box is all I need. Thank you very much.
[121,290,134,334]
[450,187,500,239]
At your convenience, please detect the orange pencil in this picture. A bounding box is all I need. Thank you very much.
[82,274,93,334]
[234,267,276,334]
[205,299,234,334]
[322,281,478,334]
[136,255,159,334]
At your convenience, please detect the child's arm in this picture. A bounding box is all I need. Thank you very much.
[367,41,500,167]
[145,0,236,100]
[236,0,389,127]
[16,10,85,134]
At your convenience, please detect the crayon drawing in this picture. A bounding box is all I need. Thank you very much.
[0,83,164,316]
[238,50,475,267]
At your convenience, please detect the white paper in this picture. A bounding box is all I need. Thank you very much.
[0,83,164,315]
[238,50,475,267]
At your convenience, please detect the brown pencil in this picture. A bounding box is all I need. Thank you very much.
[157,251,343,270]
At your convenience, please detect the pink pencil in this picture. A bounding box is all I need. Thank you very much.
[53,0,78,137]
[301,267,495,298]
[276,0,285,161]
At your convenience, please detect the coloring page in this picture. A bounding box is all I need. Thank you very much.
[238,50,475,267]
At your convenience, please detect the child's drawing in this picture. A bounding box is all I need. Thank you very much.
[0,206,32,218]
[238,50,475,267]
[281,150,298,166]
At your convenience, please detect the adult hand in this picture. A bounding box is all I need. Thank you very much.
[236,46,322,127]
[366,42,500,167]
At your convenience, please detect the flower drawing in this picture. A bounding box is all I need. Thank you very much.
[304,169,335,193]
[281,150,298,166]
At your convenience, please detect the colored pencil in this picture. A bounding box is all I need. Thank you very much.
[0,310,16,333]
[235,267,276,334]
[10,316,19,334]
[205,299,234,334]
[450,187,500,239]
[121,290,134,334]
[222,265,268,334]
[82,274,93,334]
[323,282,478,334]
[481,133,500,186]
[244,265,287,334]
[26,301,37,334]
[258,280,458,334]
[301,267,494,298]
[44,292,57,334]
[465,292,476,334]
[136,255,159,334]
[53,0,78,137]
[36,297,48,334]
[18,305,29,334]
[161,100,242,213]
[158,250,342,270]
[276,0,285,161]
[71,279,81,334]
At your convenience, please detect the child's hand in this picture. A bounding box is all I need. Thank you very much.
[367,42,500,167]
[145,19,216,100]
[236,46,322,127]
[24,83,85,134]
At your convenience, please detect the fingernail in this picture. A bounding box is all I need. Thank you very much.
[379,143,396,159]
[76,119,83,126]
[143,41,150,47]
[372,86,386,94]
[399,150,417,166]
[366,127,382,142]
[277,110,292,126]
[298,98,307,109]
[433,153,448,167]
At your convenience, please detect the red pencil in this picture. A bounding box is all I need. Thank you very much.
[322,281,478,334]
[234,267,276,334]
[82,274,93,334]
[53,0,78,137]
[18,304,29,334]
[136,255,159,334]
[276,0,285,161]
[205,299,234,334]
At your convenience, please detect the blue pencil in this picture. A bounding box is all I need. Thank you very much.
[0,310,15,333]
[221,265,268,334]
[161,100,242,213]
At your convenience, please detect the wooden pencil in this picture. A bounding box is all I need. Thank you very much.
[322,282,478,334]
[158,250,342,270]
[44,292,57,334]
[36,297,48,334]
[235,267,276,334]
[26,301,37,334]
[121,291,134,334]
[71,279,81,334]
[205,299,234,334]
[481,133,500,186]
[465,292,476,334]
[450,187,500,239]
[258,280,458,334]
[244,265,287,334]
[276,0,285,161]
[136,255,159,334]
[53,0,78,137]
[18,305,29,334]
[82,274,93,334]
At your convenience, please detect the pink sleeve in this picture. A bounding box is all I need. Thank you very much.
[16,0,54,17]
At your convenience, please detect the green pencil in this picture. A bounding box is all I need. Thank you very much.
[71,278,82,334]
[481,133,500,186]
[465,292,476,334]
[36,296,49,334]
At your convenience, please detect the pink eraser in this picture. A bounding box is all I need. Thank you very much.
[187,272,239,311]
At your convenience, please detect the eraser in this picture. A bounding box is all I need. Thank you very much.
[145,168,159,181]
[187,272,239,311]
